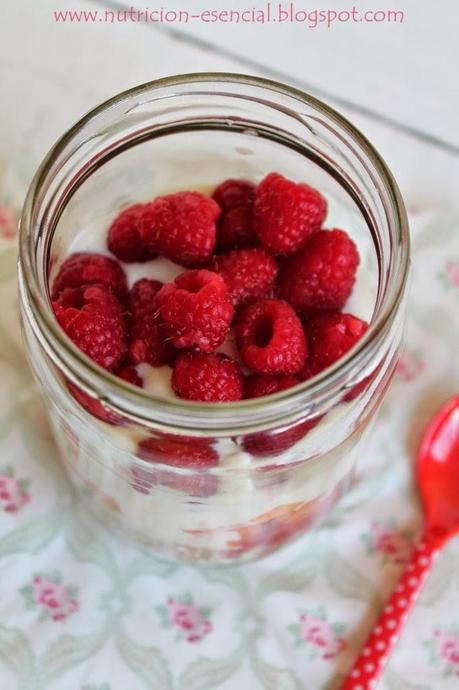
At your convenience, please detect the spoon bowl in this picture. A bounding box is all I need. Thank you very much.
[417,394,459,537]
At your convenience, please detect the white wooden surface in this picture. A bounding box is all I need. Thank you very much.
[1,0,458,206]
[168,0,459,149]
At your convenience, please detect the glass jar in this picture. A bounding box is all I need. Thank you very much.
[18,73,409,564]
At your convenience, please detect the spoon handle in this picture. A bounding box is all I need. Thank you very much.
[341,532,441,689]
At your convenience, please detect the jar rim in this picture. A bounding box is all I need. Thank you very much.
[18,72,410,434]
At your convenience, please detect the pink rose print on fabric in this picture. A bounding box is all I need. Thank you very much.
[424,627,459,677]
[20,572,79,622]
[288,607,346,661]
[0,468,30,513]
[444,261,459,289]
[0,204,17,240]
[361,521,412,566]
[438,260,459,291]
[396,350,426,382]
[156,593,213,643]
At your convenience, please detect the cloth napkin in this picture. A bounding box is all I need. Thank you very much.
[0,163,459,690]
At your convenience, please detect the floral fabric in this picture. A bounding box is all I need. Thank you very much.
[0,169,458,690]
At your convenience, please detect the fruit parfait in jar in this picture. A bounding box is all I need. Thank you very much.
[18,74,409,564]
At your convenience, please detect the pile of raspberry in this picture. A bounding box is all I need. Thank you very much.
[51,173,368,406]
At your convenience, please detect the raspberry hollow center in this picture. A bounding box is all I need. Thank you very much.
[254,316,274,348]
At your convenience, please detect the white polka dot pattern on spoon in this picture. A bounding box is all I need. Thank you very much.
[341,532,443,689]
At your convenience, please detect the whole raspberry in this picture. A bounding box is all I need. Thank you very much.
[244,375,299,399]
[135,437,219,497]
[301,312,368,377]
[53,284,126,370]
[210,248,277,308]
[107,204,155,263]
[172,352,243,402]
[253,173,327,255]
[235,299,307,375]
[277,229,359,317]
[157,270,234,353]
[139,191,220,266]
[127,278,175,367]
[212,179,256,251]
[51,252,128,301]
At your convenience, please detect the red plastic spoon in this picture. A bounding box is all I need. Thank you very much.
[342,395,459,690]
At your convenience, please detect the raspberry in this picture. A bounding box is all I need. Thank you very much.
[213,179,255,210]
[157,270,234,353]
[139,191,220,266]
[172,352,243,402]
[253,173,327,255]
[242,416,321,457]
[127,279,175,367]
[107,204,154,263]
[301,312,368,377]
[235,299,307,375]
[212,179,256,251]
[210,248,277,308]
[244,375,299,399]
[342,361,383,403]
[135,437,219,497]
[51,252,128,301]
[67,364,141,424]
[160,433,215,448]
[67,381,122,425]
[137,437,218,469]
[53,284,126,371]
[277,229,359,317]
[116,365,143,387]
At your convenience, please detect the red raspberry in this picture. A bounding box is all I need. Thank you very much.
[301,312,368,377]
[116,365,143,387]
[277,229,359,317]
[235,299,307,375]
[67,364,141,424]
[107,204,155,263]
[212,179,256,251]
[127,278,176,367]
[157,270,234,353]
[253,173,327,255]
[135,437,219,497]
[341,360,384,403]
[67,382,121,425]
[213,179,255,210]
[139,191,220,266]
[243,416,321,457]
[53,284,126,371]
[210,248,277,308]
[51,252,127,301]
[172,352,243,402]
[244,375,299,399]
[160,433,215,448]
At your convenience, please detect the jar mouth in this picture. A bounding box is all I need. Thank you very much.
[18,72,409,434]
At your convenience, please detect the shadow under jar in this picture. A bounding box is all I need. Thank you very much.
[18,73,409,564]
